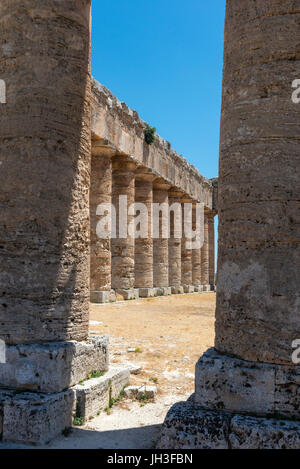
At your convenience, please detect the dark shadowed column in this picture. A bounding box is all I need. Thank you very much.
[0,0,92,344]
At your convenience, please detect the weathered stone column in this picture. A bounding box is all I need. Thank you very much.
[90,140,115,304]
[208,213,215,291]
[111,156,137,300]
[168,189,183,294]
[134,170,155,297]
[201,213,210,291]
[181,197,194,293]
[153,179,171,296]
[192,204,202,292]
[160,0,300,449]
[0,0,111,445]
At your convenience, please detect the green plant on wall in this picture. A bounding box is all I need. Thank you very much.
[144,124,156,145]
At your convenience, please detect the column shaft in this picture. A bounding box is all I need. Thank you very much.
[111,157,136,291]
[192,205,202,288]
[208,214,215,289]
[181,199,193,289]
[153,181,170,288]
[0,0,91,344]
[168,190,183,291]
[134,174,154,290]
[201,214,209,288]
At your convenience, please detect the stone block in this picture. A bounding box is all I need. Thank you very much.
[171,286,184,295]
[193,286,203,293]
[90,291,110,303]
[0,389,75,445]
[138,288,155,298]
[183,285,195,294]
[74,367,130,421]
[202,285,211,292]
[154,287,172,296]
[123,385,157,400]
[0,336,109,394]
[116,289,137,300]
[195,348,300,419]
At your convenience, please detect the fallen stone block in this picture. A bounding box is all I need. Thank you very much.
[124,363,142,375]
[124,385,157,400]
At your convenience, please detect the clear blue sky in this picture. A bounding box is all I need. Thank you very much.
[91,0,226,181]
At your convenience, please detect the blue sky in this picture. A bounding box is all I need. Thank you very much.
[91,0,226,181]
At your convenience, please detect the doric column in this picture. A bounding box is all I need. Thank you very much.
[134,170,155,297]
[208,213,215,291]
[181,196,194,293]
[90,140,114,303]
[0,0,111,446]
[160,0,300,449]
[201,213,210,291]
[153,179,171,295]
[111,156,137,300]
[168,189,183,294]
[192,203,202,292]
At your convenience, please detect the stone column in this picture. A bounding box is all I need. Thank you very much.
[153,179,171,296]
[181,197,194,293]
[134,170,155,297]
[168,189,183,294]
[201,213,210,291]
[111,156,137,300]
[208,213,215,291]
[192,204,202,292]
[90,140,114,304]
[160,0,300,449]
[0,0,110,445]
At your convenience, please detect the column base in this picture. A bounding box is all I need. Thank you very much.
[193,285,203,292]
[183,285,195,294]
[115,289,139,301]
[153,287,172,297]
[0,336,109,393]
[90,290,116,304]
[195,348,300,420]
[171,286,184,294]
[158,400,300,449]
[138,288,155,298]
[202,284,211,292]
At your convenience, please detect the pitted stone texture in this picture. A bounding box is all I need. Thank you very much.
[229,415,300,449]
[158,401,231,449]
[74,367,130,422]
[0,336,109,393]
[0,0,92,345]
[0,389,75,445]
[216,0,300,364]
[195,348,300,420]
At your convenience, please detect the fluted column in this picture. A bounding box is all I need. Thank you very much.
[208,213,215,291]
[192,203,202,292]
[168,189,183,294]
[153,179,171,295]
[201,213,210,291]
[134,170,155,297]
[111,156,137,300]
[181,196,194,293]
[90,141,114,303]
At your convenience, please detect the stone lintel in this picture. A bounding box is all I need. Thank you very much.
[0,336,109,394]
[195,348,300,420]
[158,401,300,449]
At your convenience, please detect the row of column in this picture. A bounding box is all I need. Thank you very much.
[90,149,215,301]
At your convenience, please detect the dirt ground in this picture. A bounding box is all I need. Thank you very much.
[0,292,216,449]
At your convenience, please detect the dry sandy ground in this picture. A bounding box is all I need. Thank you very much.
[1,293,216,449]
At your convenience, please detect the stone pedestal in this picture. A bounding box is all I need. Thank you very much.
[111,157,136,292]
[153,179,170,289]
[168,189,183,290]
[134,171,154,290]
[90,140,114,303]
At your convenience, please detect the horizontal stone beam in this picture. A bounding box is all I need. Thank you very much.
[91,79,216,211]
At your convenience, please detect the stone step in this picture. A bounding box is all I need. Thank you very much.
[73,367,130,422]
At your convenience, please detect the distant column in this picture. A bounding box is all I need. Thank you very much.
[134,170,155,297]
[208,213,215,291]
[192,203,202,291]
[153,179,171,295]
[90,141,114,303]
[168,189,183,294]
[201,213,210,291]
[111,156,136,300]
[181,196,194,293]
